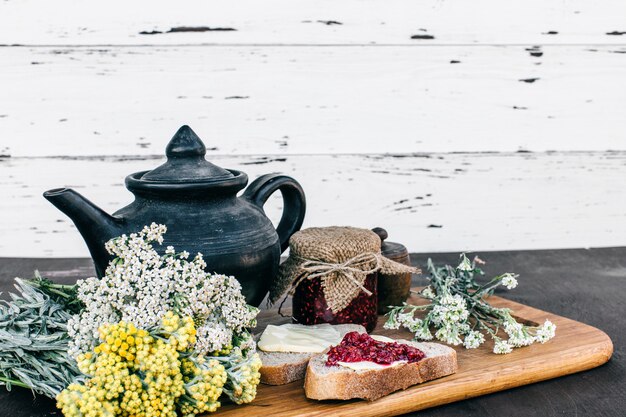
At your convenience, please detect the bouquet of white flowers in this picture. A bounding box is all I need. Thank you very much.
[385,254,556,354]
[67,223,258,359]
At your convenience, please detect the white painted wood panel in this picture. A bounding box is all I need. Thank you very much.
[1,0,626,46]
[1,1,625,256]
[1,45,625,157]
[2,152,625,257]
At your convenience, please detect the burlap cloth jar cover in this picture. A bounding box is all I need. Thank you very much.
[270,226,420,314]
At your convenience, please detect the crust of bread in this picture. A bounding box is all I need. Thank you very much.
[258,353,311,385]
[304,341,457,401]
[258,324,366,385]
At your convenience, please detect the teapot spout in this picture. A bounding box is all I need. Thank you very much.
[43,188,122,276]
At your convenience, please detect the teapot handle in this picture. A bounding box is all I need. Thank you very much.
[243,173,306,252]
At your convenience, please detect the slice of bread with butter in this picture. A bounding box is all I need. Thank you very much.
[257,323,366,385]
[304,337,457,401]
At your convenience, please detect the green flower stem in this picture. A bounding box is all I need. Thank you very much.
[474,275,505,292]
[400,301,433,311]
[44,287,73,299]
[45,283,75,290]
[470,310,498,328]
[475,321,499,340]
[26,280,75,298]
[454,290,479,305]
[0,375,31,389]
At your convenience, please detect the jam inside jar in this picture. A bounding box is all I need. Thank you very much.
[292,272,378,332]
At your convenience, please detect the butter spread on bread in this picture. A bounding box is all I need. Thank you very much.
[258,323,342,353]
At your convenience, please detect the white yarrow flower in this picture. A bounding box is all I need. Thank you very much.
[383,320,400,330]
[463,331,485,349]
[501,274,518,290]
[493,339,513,354]
[502,320,534,347]
[457,255,473,271]
[421,286,435,299]
[195,321,233,355]
[397,312,423,332]
[535,320,557,343]
[435,325,463,346]
[414,325,434,341]
[431,294,469,327]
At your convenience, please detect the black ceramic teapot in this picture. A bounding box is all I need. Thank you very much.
[44,125,306,306]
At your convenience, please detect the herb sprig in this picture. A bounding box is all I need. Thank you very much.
[0,278,84,397]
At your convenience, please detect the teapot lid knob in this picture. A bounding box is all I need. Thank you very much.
[139,125,235,183]
[166,125,206,158]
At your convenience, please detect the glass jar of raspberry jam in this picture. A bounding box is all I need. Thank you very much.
[277,227,413,333]
[292,271,378,332]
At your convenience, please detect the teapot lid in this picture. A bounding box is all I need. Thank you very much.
[142,125,233,182]
[126,125,248,195]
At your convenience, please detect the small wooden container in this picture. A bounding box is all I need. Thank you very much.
[372,227,412,314]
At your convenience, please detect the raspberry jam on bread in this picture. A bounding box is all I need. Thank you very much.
[326,332,425,367]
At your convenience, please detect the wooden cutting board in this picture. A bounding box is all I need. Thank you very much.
[217,293,613,417]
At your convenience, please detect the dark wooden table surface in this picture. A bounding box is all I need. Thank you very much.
[0,248,624,417]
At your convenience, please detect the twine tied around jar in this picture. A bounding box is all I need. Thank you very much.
[270,227,420,313]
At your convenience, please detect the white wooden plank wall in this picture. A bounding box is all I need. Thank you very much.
[0,1,625,256]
